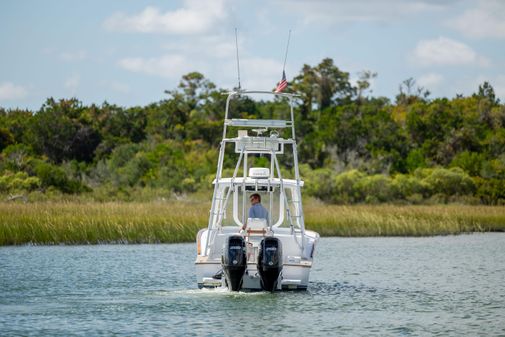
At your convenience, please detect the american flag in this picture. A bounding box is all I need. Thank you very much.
[275,70,288,93]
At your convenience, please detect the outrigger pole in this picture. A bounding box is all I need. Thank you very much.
[235,28,241,90]
[282,29,292,74]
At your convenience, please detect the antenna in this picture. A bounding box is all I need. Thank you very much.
[282,30,292,73]
[235,28,241,90]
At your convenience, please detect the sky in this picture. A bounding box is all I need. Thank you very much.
[1,0,505,110]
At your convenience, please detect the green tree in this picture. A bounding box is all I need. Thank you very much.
[0,127,14,151]
[26,98,101,163]
[356,70,377,102]
[292,58,355,117]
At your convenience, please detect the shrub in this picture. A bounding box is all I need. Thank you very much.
[0,171,41,192]
[421,167,475,197]
[450,151,485,176]
[32,160,87,193]
[333,169,366,203]
[392,174,426,199]
[406,193,424,204]
[108,143,140,169]
[355,174,394,203]
[405,149,426,172]
[474,177,505,205]
[480,158,505,179]
[303,167,335,201]
[1,144,33,171]
[182,177,197,192]
[117,153,152,187]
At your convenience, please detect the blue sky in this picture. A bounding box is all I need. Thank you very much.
[1,0,504,110]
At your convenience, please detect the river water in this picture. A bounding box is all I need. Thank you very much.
[1,234,504,336]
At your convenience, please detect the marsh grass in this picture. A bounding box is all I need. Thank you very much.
[0,201,208,245]
[304,203,505,237]
[1,201,504,245]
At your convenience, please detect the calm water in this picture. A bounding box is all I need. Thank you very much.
[1,234,504,336]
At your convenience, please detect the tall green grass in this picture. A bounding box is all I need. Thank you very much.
[0,201,504,245]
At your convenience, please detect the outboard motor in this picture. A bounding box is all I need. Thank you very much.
[222,235,247,291]
[257,237,283,291]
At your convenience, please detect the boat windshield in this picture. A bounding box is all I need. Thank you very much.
[215,183,301,230]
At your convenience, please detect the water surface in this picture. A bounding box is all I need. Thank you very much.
[1,234,504,336]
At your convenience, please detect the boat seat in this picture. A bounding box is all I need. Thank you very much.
[246,218,267,236]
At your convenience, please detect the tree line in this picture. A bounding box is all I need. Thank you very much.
[1,58,504,204]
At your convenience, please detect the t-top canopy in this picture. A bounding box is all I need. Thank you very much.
[224,119,291,128]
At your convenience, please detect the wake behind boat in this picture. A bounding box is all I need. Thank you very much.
[195,90,319,291]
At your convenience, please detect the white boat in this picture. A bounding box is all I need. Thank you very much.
[195,90,319,291]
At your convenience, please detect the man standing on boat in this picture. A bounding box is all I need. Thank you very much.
[242,193,269,230]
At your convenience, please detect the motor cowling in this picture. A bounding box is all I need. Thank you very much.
[222,235,247,291]
[257,237,283,291]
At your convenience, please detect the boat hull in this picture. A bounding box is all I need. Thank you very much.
[195,228,318,291]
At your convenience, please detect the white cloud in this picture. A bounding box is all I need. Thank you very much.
[118,54,196,78]
[0,82,27,101]
[104,0,227,35]
[412,37,489,66]
[64,74,80,93]
[447,0,505,38]
[418,73,444,89]
[279,0,446,24]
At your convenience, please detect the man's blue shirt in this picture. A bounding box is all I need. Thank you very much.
[249,203,269,220]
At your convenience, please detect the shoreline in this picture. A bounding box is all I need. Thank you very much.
[1,202,504,245]
[3,233,504,248]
